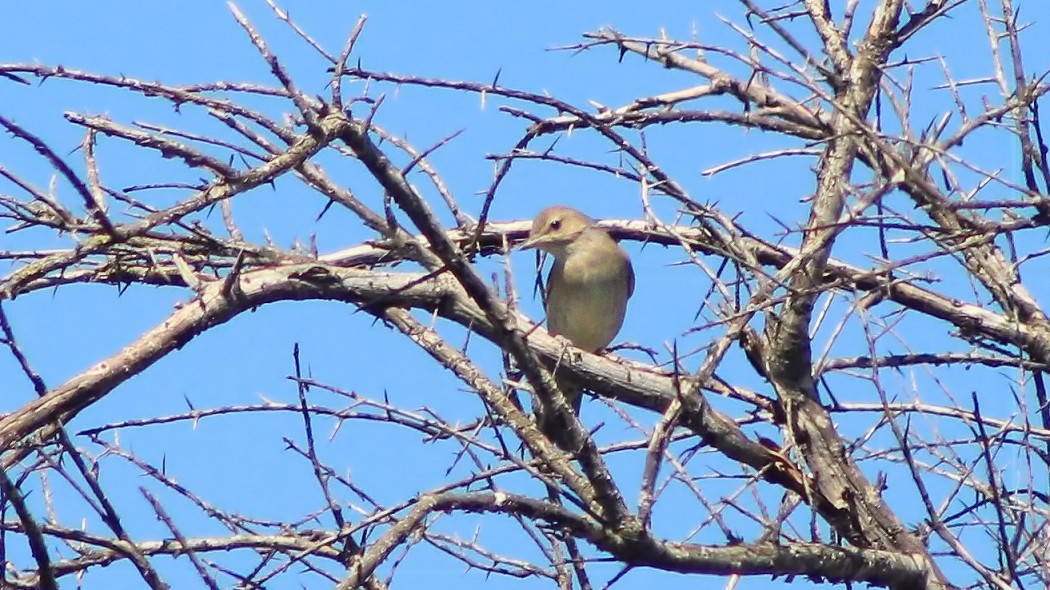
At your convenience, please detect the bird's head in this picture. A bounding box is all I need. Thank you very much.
[520,206,594,256]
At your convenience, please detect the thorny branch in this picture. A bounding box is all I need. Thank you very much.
[1,2,1049,589]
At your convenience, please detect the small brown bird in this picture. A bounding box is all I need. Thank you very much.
[520,206,634,432]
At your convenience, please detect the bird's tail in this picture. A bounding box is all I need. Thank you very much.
[536,366,584,453]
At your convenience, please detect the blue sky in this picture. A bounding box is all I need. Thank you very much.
[3,1,1050,588]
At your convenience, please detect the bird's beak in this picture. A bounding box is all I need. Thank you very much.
[519,234,542,250]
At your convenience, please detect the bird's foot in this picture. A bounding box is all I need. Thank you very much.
[552,334,584,366]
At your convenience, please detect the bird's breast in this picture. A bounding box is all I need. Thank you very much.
[545,250,631,352]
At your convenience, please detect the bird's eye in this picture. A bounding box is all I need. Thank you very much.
[549,219,562,230]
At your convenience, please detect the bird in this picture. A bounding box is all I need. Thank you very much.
[520,206,634,446]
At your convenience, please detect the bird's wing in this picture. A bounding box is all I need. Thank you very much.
[625,254,636,298]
